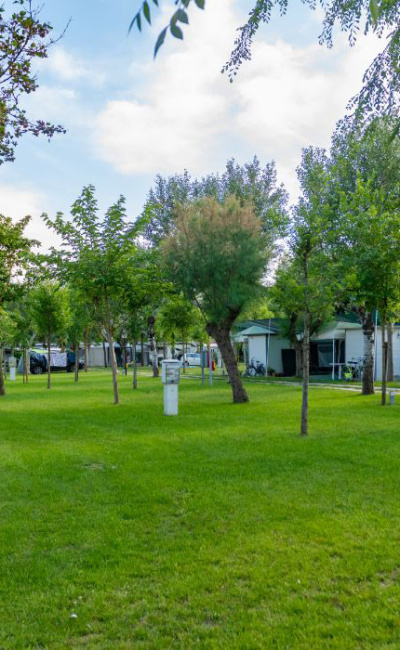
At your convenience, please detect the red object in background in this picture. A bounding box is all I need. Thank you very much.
[212,360,215,371]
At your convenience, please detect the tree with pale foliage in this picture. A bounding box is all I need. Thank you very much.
[163,195,270,404]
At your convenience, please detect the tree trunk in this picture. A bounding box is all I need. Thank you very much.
[107,329,119,405]
[23,348,28,384]
[182,337,186,374]
[381,324,388,406]
[294,341,303,378]
[140,333,144,366]
[47,336,51,389]
[133,337,138,389]
[123,341,128,376]
[387,322,394,382]
[361,311,375,395]
[0,346,6,396]
[206,323,248,404]
[84,331,89,372]
[103,340,108,368]
[301,314,310,436]
[148,315,159,378]
[74,340,79,383]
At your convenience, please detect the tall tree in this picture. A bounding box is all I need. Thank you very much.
[0,1,65,163]
[163,195,270,404]
[30,282,70,389]
[330,119,400,396]
[274,148,339,435]
[0,214,37,395]
[43,186,145,404]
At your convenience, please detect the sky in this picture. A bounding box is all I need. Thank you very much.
[0,0,384,249]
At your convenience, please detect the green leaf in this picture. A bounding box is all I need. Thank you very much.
[175,9,189,24]
[369,0,379,24]
[128,12,140,33]
[136,13,142,32]
[154,26,167,57]
[170,22,184,39]
[143,1,151,25]
[152,0,158,5]
[194,0,205,9]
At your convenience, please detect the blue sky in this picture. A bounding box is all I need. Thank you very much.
[1,0,382,248]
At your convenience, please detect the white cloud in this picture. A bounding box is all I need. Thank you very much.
[38,47,106,86]
[0,185,60,252]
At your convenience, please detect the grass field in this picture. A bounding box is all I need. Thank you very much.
[1,371,400,648]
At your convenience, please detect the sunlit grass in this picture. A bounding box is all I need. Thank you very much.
[1,371,400,648]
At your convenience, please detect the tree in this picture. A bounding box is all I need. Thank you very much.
[157,295,199,369]
[30,282,70,389]
[0,213,37,395]
[10,290,35,383]
[0,306,15,394]
[142,157,287,248]
[330,119,400,397]
[0,0,65,163]
[274,147,339,436]
[68,290,92,382]
[163,195,270,404]
[43,186,146,404]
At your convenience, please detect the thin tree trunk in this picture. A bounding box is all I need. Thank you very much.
[84,331,89,372]
[0,346,6,396]
[23,348,27,384]
[140,333,144,367]
[74,340,79,383]
[107,328,119,405]
[133,337,138,389]
[148,315,159,378]
[103,340,108,368]
[47,336,51,389]
[206,323,248,404]
[381,324,388,406]
[361,311,375,395]
[182,337,186,374]
[294,341,303,378]
[301,313,310,436]
[123,341,128,376]
[387,322,394,382]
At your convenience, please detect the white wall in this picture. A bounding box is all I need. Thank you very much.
[345,326,400,380]
[248,335,290,374]
[268,337,289,374]
[248,336,267,368]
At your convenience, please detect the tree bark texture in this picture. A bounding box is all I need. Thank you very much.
[301,314,310,436]
[133,337,138,390]
[107,329,119,405]
[206,323,249,404]
[0,346,6,396]
[74,340,79,383]
[84,331,89,372]
[23,348,28,384]
[140,333,144,366]
[103,341,108,368]
[387,322,394,382]
[148,315,159,378]
[294,341,303,378]
[381,325,388,406]
[361,311,375,395]
[47,336,51,389]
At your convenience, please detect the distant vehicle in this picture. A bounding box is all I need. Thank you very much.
[29,350,83,374]
[182,353,201,367]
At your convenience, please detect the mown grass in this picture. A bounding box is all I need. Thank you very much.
[1,371,400,648]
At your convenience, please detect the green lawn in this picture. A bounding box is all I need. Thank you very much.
[1,371,400,648]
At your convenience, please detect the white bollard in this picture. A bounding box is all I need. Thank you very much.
[9,356,16,382]
[161,359,181,416]
[390,391,395,406]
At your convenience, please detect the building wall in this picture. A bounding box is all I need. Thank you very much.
[268,337,289,374]
[345,326,400,380]
[247,335,290,374]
